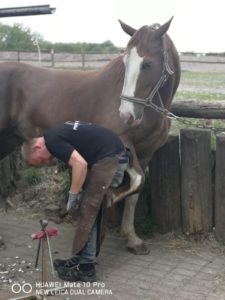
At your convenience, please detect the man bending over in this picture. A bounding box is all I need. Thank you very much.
[22,121,129,282]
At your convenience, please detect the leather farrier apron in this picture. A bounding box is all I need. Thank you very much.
[71,157,119,256]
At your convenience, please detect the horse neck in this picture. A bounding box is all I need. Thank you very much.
[97,56,125,89]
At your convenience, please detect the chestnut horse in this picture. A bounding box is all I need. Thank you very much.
[0,18,180,254]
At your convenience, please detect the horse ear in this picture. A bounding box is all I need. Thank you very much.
[118,19,136,36]
[154,17,173,38]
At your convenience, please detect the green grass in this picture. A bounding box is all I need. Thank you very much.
[175,91,225,101]
[174,71,225,102]
[21,167,42,186]
[170,71,225,149]
[179,71,225,86]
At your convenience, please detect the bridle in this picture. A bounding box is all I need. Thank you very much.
[120,34,175,119]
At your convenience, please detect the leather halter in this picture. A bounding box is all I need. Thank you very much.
[120,34,174,116]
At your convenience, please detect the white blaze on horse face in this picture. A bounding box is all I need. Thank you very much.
[120,47,143,122]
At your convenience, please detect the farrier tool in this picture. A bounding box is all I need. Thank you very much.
[9,220,59,300]
[32,220,58,281]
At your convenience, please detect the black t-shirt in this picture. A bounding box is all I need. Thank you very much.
[44,122,125,167]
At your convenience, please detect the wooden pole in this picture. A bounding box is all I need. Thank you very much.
[17,51,20,62]
[171,100,225,119]
[149,135,181,233]
[50,49,55,68]
[215,133,225,242]
[180,128,213,235]
[81,51,85,69]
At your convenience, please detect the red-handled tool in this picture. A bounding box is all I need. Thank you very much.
[31,227,58,240]
[32,220,58,282]
[10,220,59,300]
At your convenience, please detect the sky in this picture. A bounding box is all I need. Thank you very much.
[0,0,224,53]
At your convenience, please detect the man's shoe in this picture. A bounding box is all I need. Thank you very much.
[57,263,96,282]
[53,256,79,271]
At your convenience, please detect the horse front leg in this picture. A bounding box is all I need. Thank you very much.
[118,143,150,254]
[0,129,22,160]
[121,193,150,254]
[109,140,150,254]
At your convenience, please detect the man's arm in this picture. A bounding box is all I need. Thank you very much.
[68,150,88,193]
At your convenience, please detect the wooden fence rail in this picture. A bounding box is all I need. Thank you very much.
[0,51,121,69]
[0,51,225,71]
[171,100,225,119]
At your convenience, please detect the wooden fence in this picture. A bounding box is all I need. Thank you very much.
[0,50,225,71]
[0,50,121,69]
[149,128,225,242]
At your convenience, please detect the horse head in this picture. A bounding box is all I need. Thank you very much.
[119,18,175,125]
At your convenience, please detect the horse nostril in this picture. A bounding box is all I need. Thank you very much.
[119,111,132,123]
[128,113,134,123]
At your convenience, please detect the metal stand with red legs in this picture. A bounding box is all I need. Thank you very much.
[10,219,59,300]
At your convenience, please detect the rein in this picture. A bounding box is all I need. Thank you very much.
[120,35,175,119]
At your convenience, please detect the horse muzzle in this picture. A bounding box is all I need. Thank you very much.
[119,109,142,126]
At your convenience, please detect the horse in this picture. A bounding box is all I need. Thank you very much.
[0,18,180,254]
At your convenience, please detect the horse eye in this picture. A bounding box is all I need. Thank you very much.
[141,61,151,70]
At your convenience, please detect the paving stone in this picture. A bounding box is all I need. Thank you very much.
[201,266,222,275]
[170,268,197,277]
[149,263,174,273]
[1,213,225,300]
[173,291,207,300]
[176,262,204,271]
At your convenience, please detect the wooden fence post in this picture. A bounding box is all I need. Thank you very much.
[51,49,55,67]
[81,51,85,69]
[149,135,181,233]
[215,133,225,242]
[180,128,212,235]
[17,51,20,62]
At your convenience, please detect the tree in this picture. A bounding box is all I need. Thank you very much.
[0,23,41,51]
[0,22,121,53]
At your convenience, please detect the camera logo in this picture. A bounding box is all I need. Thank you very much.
[11,282,33,294]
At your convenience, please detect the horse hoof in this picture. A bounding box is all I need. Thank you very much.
[127,243,150,255]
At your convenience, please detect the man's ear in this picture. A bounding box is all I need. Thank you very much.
[33,144,41,150]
